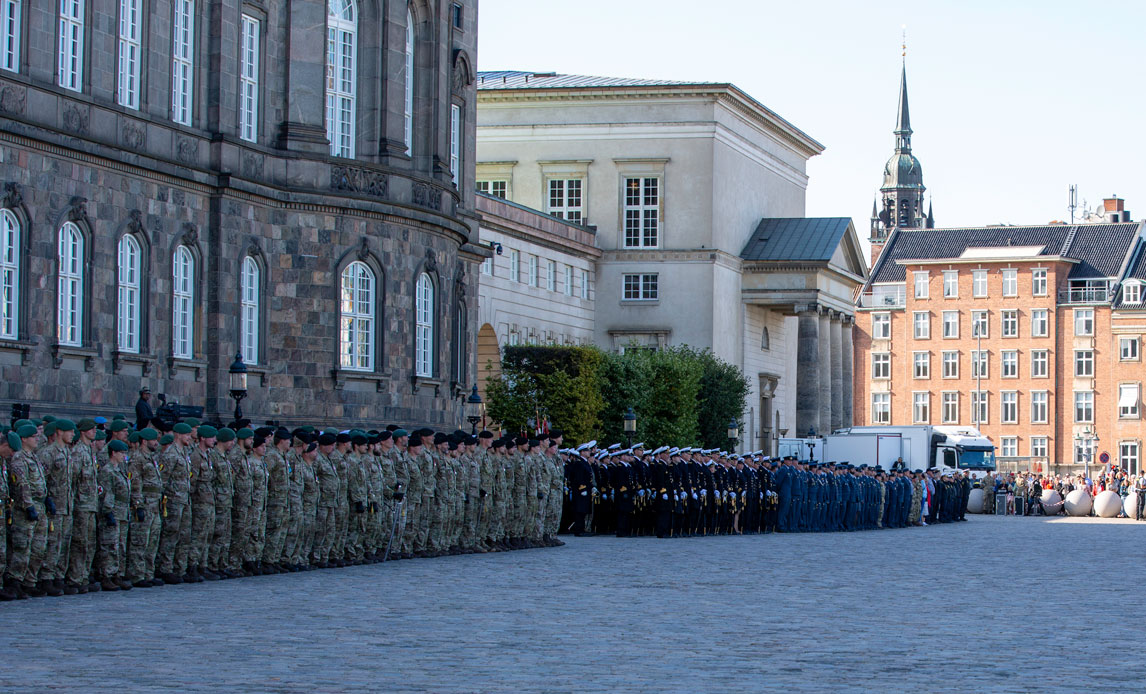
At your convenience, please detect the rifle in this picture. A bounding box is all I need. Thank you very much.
[383,485,406,562]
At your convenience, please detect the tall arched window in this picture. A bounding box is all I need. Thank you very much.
[340,261,374,371]
[325,0,356,158]
[117,235,141,353]
[116,0,143,109]
[171,0,195,125]
[57,221,84,346]
[415,272,433,377]
[172,245,194,359]
[1,0,23,74]
[0,209,19,339]
[403,8,414,153]
[240,256,260,365]
[57,0,84,91]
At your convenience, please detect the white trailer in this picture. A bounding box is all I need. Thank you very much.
[819,425,996,478]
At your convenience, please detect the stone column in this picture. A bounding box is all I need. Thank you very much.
[276,0,332,153]
[818,311,833,435]
[830,315,844,431]
[842,316,854,427]
[796,310,821,437]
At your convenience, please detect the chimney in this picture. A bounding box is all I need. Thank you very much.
[1104,196,1125,213]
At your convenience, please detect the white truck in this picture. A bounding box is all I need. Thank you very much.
[780,426,996,479]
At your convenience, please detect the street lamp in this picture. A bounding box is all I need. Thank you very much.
[1074,426,1099,480]
[466,385,484,435]
[806,426,817,463]
[623,406,637,447]
[228,352,248,426]
[727,418,739,453]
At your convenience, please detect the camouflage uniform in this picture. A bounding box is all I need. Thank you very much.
[8,447,47,589]
[377,449,399,556]
[476,447,495,545]
[493,453,511,545]
[397,448,422,555]
[0,453,8,581]
[67,443,100,586]
[261,445,289,564]
[431,450,451,552]
[208,448,233,573]
[330,449,349,562]
[37,439,73,582]
[188,445,216,573]
[96,454,131,580]
[364,451,384,557]
[281,447,304,566]
[314,450,339,563]
[227,445,253,572]
[416,449,437,554]
[156,442,193,576]
[463,450,481,549]
[547,453,564,537]
[346,452,369,561]
[512,452,528,541]
[248,452,269,564]
[298,453,319,565]
[127,446,163,583]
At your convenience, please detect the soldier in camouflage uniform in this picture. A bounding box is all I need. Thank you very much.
[261,429,291,571]
[36,420,72,595]
[8,425,47,597]
[248,435,270,572]
[96,440,132,591]
[364,436,385,560]
[296,440,319,567]
[227,428,254,575]
[127,428,163,587]
[491,439,510,549]
[346,436,370,562]
[208,428,236,577]
[157,423,194,583]
[186,425,218,581]
[376,432,399,557]
[312,435,338,567]
[474,433,495,551]
[67,421,101,591]
[397,431,422,557]
[281,434,305,569]
[462,438,482,552]
[0,431,17,600]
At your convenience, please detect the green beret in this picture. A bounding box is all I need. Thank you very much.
[41,415,57,423]
[197,425,218,439]
[236,428,254,440]
[94,430,107,441]
[172,423,192,435]
[16,424,37,439]
[108,420,129,433]
[113,414,126,421]
[159,433,175,446]
[54,418,75,432]
[127,431,141,444]
[139,428,158,441]
[392,429,408,438]
[107,440,129,453]
[13,419,32,430]
[185,418,201,428]
[76,418,96,432]
[216,427,235,443]
[30,418,41,426]
[42,422,56,437]
[6,431,20,451]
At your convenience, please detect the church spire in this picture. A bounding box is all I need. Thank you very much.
[894,63,912,153]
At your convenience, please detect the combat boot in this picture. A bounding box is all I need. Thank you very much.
[201,566,221,581]
[63,582,81,596]
[52,578,67,595]
[117,577,133,590]
[40,579,63,597]
[133,580,153,588]
[0,579,16,601]
[100,578,120,592]
[160,572,181,585]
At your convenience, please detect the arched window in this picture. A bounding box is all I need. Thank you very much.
[116,0,143,109]
[2,0,23,74]
[340,261,374,371]
[116,234,141,353]
[171,0,195,125]
[172,245,194,359]
[240,256,260,365]
[58,0,84,91]
[415,272,433,377]
[761,326,770,351]
[403,8,414,153]
[57,221,84,346]
[0,209,19,339]
[325,0,356,158]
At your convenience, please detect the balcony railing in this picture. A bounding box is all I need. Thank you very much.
[1057,287,1114,305]
[858,285,906,308]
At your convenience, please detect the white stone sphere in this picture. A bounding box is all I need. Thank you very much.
[1094,490,1122,518]
[966,488,985,514]
[1065,489,1093,516]
[1123,492,1139,518]
[1040,489,1064,515]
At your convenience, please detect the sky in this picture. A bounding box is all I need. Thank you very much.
[477,0,1146,244]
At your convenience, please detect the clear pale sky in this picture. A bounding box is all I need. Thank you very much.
[477,0,1146,238]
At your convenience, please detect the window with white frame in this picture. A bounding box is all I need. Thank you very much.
[1074,390,1093,423]
[1031,349,1048,378]
[116,235,141,353]
[971,350,988,379]
[942,311,958,338]
[548,179,583,224]
[0,209,19,339]
[1074,349,1093,377]
[508,249,519,283]
[1075,438,1095,466]
[872,312,891,339]
[1119,383,1139,419]
[475,180,507,198]
[339,261,374,371]
[872,393,890,424]
[913,271,929,299]
[527,255,537,287]
[942,350,958,378]
[171,0,195,125]
[1032,268,1047,296]
[240,256,260,365]
[1001,437,1018,457]
[971,391,988,424]
[58,0,84,91]
[1002,268,1018,297]
[912,392,929,424]
[1031,390,1048,424]
[1001,391,1017,424]
[1121,336,1139,361]
[1031,437,1048,459]
[172,245,194,359]
[579,269,589,300]
[1031,309,1048,337]
[1001,350,1018,378]
[0,0,20,73]
[943,270,958,298]
[912,311,929,339]
[972,270,987,298]
[326,0,356,157]
[545,259,556,292]
[57,222,84,346]
[480,256,491,276]
[403,8,414,152]
[971,310,988,338]
[415,273,434,377]
[1125,281,1142,304]
[623,177,660,248]
[449,104,460,187]
[1001,309,1017,337]
[1120,441,1140,475]
[622,274,658,301]
[942,392,958,423]
[239,14,260,143]
[563,265,573,296]
[116,0,143,109]
[913,351,929,379]
[872,352,890,379]
[1074,308,1093,336]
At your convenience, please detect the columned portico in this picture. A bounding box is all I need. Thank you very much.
[830,314,844,431]
[796,311,822,437]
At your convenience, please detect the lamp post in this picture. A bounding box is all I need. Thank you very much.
[806,426,817,463]
[623,407,637,448]
[228,352,248,426]
[727,418,739,453]
[1074,426,1099,480]
[466,385,484,435]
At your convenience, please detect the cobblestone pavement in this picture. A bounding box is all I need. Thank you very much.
[3,515,1145,693]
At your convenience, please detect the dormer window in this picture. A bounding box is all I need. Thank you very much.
[1125,281,1141,305]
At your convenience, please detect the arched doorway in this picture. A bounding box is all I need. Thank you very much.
[476,323,501,400]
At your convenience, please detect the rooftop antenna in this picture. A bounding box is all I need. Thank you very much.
[1068,184,1078,224]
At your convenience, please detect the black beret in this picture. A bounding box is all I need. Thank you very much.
[273,428,292,442]
[352,435,368,447]
[252,436,266,449]
[336,433,351,444]
[407,435,423,448]
[305,442,317,453]
[478,430,494,439]
[378,431,392,442]
[549,429,563,439]
[386,424,399,432]
[255,426,274,437]
[317,433,337,446]
[434,432,448,445]
[492,439,505,449]
[514,436,528,446]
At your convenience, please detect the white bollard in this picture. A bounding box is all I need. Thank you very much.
[1040,489,1063,515]
[966,488,984,514]
[1064,489,1093,517]
[1094,490,1122,518]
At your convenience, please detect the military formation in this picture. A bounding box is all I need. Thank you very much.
[0,415,568,600]
[560,443,971,537]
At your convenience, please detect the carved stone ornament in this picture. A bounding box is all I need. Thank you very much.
[424,248,438,274]
[331,165,388,198]
[452,49,475,93]
[2,182,22,209]
[122,122,145,150]
[357,236,370,261]
[62,103,89,134]
[242,152,263,179]
[127,209,146,237]
[180,222,199,247]
[67,196,90,226]
[412,182,440,211]
[176,137,198,165]
[0,84,26,115]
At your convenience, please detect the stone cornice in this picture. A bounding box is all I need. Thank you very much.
[600,248,741,270]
